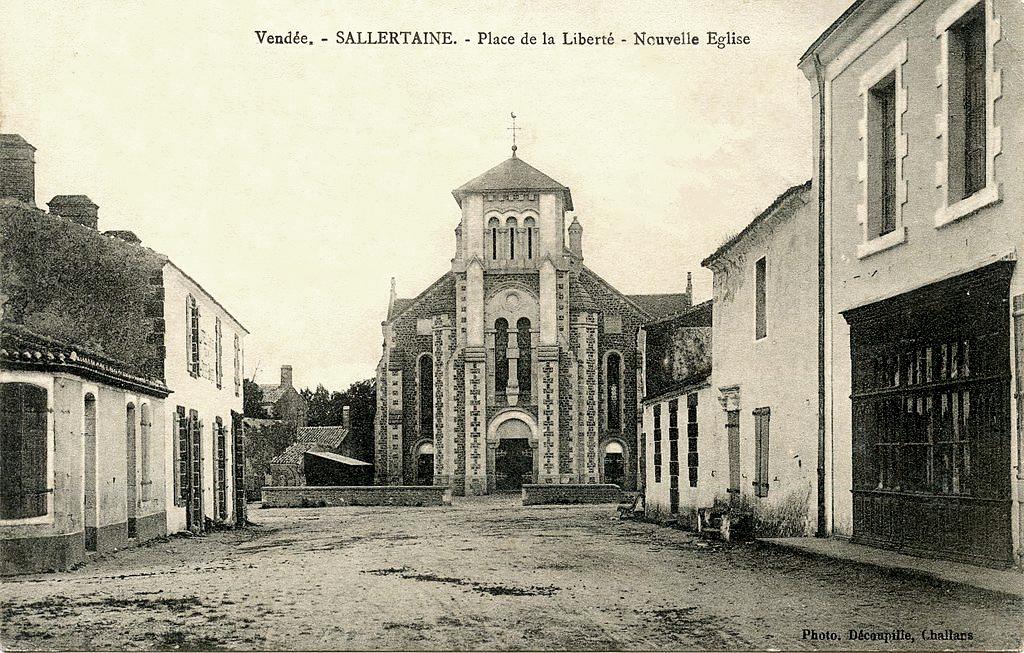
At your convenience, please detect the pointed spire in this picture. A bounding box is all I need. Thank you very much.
[387,276,397,319]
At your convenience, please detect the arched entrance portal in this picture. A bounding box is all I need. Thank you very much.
[414,441,434,486]
[602,441,626,488]
[492,417,535,493]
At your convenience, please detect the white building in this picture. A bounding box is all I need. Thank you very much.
[163,262,249,534]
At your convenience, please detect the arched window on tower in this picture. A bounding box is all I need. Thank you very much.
[488,217,500,261]
[495,318,509,397]
[517,317,532,401]
[606,352,622,432]
[418,354,434,435]
[524,217,536,259]
[507,217,518,260]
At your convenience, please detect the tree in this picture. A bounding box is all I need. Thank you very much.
[299,378,377,463]
[243,378,268,418]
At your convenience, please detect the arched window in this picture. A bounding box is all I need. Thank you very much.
[606,352,622,432]
[507,217,518,260]
[0,383,48,519]
[140,404,152,501]
[488,217,500,260]
[524,217,536,259]
[126,402,138,538]
[495,318,509,396]
[418,354,434,435]
[516,317,532,400]
[415,441,435,485]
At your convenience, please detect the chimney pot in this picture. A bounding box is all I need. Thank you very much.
[0,134,37,207]
[280,365,293,388]
[568,215,583,258]
[48,195,99,229]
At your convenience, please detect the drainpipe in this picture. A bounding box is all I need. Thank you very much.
[814,53,828,538]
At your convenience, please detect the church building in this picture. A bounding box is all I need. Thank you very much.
[374,147,692,495]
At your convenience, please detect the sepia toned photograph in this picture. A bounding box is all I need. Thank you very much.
[0,0,1022,650]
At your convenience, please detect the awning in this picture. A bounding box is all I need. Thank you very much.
[304,451,372,466]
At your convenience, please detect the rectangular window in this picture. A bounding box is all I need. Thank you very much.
[755,257,767,340]
[652,404,662,484]
[948,3,987,201]
[215,317,223,389]
[686,393,699,488]
[175,406,188,506]
[233,334,241,397]
[0,383,49,519]
[186,295,200,378]
[727,409,740,493]
[868,72,897,239]
[668,399,679,514]
[215,417,227,520]
[753,408,771,498]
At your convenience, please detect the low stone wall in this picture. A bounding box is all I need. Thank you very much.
[521,484,624,506]
[261,486,452,508]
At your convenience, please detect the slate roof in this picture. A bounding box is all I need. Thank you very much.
[269,441,320,465]
[627,293,693,322]
[297,426,349,449]
[644,298,712,328]
[259,384,289,404]
[453,155,573,210]
[387,271,454,322]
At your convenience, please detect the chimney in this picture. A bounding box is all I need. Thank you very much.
[48,195,99,229]
[686,271,693,303]
[0,134,37,207]
[280,365,293,388]
[568,215,583,258]
[342,406,351,429]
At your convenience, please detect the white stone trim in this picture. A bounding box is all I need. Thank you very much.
[0,372,56,526]
[933,0,1003,228]
[824,0,925,82]
[856,40,908,259]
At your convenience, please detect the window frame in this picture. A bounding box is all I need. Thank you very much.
[934,0,1002,228]
[0,378,55,524]
[855,40,908,259]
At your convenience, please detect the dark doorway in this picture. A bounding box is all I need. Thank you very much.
[495,439,533,492]
[603,441,625,488]
[415,442,434,486]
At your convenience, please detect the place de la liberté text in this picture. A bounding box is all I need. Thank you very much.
[253,30,753,49]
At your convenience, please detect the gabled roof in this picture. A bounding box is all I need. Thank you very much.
[701,181,812,268]
[452,155,573,210]
[297,426,349,449]
[387,271,454,323]
[628,293,693,322]
[259,384,290,404]
[269,441,320,465]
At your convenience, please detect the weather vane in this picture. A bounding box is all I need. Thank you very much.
[508,112,520,156]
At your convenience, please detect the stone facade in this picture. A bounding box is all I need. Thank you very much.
[374,152,692,495]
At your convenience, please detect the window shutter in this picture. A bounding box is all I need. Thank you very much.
[753,408,770,497]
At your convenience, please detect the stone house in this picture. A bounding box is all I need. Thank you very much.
[638,300,717,520]
[701,182,820,536]
[375,148,692,495]
[0,134,250,574]
[0,136,172,573]
[259,365,308,427]
[267,422,363,487]
[800,0,1022,565]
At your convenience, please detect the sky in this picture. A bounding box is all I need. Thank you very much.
[0,0,847,391]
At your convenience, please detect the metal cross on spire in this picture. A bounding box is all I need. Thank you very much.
[508,112,520,156]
